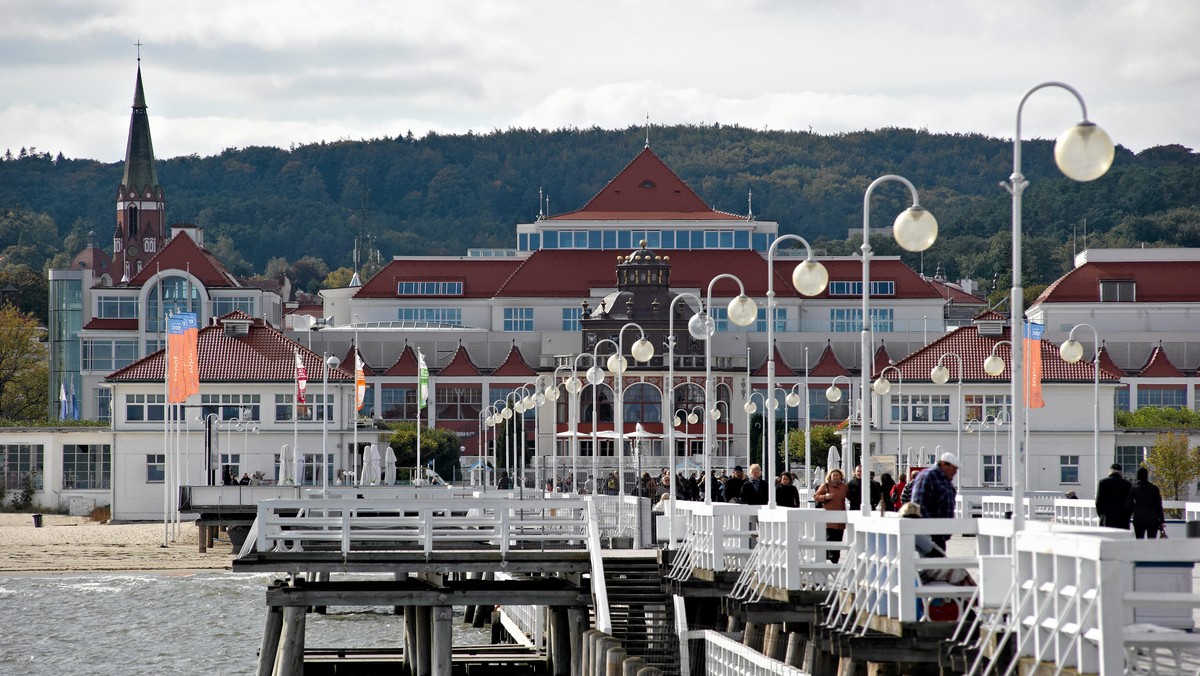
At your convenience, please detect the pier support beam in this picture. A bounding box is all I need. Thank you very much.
[568,607,587,676]
[273,606,305,676]
[414,605,431,676]
[403,606,417,675]
[431,605,452,676]
[784,631,806,668]
[548,606,571,676]
[197,523,208,553]
[256,606,283,676]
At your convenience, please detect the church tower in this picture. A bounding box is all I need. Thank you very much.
[114,63,165,282]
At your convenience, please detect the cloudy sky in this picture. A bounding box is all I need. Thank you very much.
[2,0,1196,162]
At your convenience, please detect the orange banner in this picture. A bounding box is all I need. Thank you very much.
[1023,322,1045,409]
[166,313,199,403]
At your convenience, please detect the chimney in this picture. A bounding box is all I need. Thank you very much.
[171,223,204,247]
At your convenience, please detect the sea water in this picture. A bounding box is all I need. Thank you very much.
[0,572,490,675]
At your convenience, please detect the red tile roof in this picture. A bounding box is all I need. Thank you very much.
[492,344,537,377]
[927,278,986,304]
[342,345,377,376]
[1097,345,1126,378]
[874,343,893,373]
[439,344,482,376]
[1035,260,1200,304]
[752,345,795,377]
[384,345,419,377]
[1138,345,1185,377]
[810,344,850,377]
[107,312,352,383]
[83,318,138,331]
[973,309,1007,321]
[127,232,238,288]
[887,325,1120,382]
[354,258,523,299]
[548,147,739,221]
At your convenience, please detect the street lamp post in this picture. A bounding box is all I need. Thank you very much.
[587,341,618,494]
[825,374,854,476]
[566,354,590,492]
[744,390,770,470]
[858,175,938,516]
[784,383,804,481]
[691,274,758,505]
[609,322,656,497]
[931,352,964,485]
[1059,323,1102,488]
[966,418,986,486]
[766,234,829,507]
[321,352,341,493]
[872,365,903,479]
[1005,82,1113,533]
[667,291,704,544]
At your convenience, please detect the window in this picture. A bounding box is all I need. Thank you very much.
[561,307,582,331]
[891,394,950,423]
[143,237,157,253]
[827,281,896,296]
[1099,280,1135,302]
[358,387,375,418]
[96,295,138,319]
[201,394,261,422]
[503,307,534,332]
[1,444,44,490]
[274,393,331,422]
[810,386,848,422]
[126,394,166,422]
[96,388,112,422]
[1115,446,1145,479]
[1060,455,1080,484]
[579,385,614,423]
[964,394,1012,422]
[622,383,662,424]
[436,387,481,420]
[380,387,418,421]
[81,339,138,371]
[146,276,201,332]
[212,296,256,316]
[1116,385,1130,412]
[396,281,463,296]
[219,453,241,478]
[62,444,111,490]
[1137,386,1186,409]
[146,454,165,483]
[829,308,894,333]
[754,307,786,333]
[397,308,462,326]
[302,453,333,486]
[982,455,1003,486]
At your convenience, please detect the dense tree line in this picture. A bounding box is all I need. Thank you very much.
[1,126,1197,316]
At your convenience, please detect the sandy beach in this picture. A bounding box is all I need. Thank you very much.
[0,513,234,573]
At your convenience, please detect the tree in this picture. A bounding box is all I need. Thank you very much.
[321,266,355,289]
[1115,406,1200,429]
[387,422,463,483]
[786,425,842,478]
[0,306,48,420]
[287,256,330,294]
[1144,431,1200,502]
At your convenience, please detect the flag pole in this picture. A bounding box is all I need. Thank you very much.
[353,318,360,485]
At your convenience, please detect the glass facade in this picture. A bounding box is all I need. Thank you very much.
[63,444,111,490]
[1,444,44,490]
[521,227,762,252]
[146,276,202,332]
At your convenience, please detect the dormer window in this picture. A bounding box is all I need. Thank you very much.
[1099,280,1135,302]
[639,180,655,189]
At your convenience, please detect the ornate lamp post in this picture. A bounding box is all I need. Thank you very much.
[765,235,829,506]
[872,364,903,479]
[665,291,704,543]
[1059,323,1102,488]
[1004,82,1113,533]
[321,352,341,493]
[690,275,757,504]
[825,374,854,476]
[931,352,965,485]
[858,175,938,515]
[607,322,655,497]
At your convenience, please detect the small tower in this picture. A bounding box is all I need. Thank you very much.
[114,63,166,282]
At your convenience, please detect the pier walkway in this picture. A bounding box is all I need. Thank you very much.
[229,487,1200,675]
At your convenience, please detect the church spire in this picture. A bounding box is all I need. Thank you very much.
[115,60,166,282]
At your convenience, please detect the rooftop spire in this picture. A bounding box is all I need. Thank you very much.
[644,112,650,148]
[120,62,160,195]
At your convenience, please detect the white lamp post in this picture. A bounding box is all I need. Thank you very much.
[872,364,903,479]
[784,383,804,480]
[587,341,617,494]
[321,352,340,493]
[609,322,655,498]
[692,274,758,504]
[825,374,853,476]
[744,390,770,471]
[1005,82,1113,534]
[665,291,703,546]
[1059,323,1102,488]
[931,352,964,485]
[859,174,938,516]
[766,234,829,507]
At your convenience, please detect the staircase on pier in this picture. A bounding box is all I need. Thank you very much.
[599,551,680,675]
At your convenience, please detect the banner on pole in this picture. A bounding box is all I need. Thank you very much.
[167,313,199,403]
[417,348,429,411]
[355,350,366,411]
[1023,321,1045,409]
[295,351,308,404]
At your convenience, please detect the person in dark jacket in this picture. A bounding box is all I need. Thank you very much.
[740,463,769,505]
[1094,463,1132,529]
[723,466,746,504]
[846,464,864,510]
[878,473,896,512]
[1125,466,1165,539]
[775,471,801,507]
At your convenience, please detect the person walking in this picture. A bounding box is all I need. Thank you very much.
[723,465,746,504]
[910,453,960,554]
[740,463,769,505]
[1125,466,1166,539]
[878,473,895,512]
[775,471,801,508]
[1094,463,1132,529]
[813,468,849,563]
[846,464,865,511]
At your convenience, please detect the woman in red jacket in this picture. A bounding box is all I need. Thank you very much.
[813,468,849,563]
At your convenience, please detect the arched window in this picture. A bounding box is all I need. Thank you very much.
[672,382,705,411]
[146,275,202,332]
[622,382,661,423]
[127,205,139,237]
[580,384,614,424]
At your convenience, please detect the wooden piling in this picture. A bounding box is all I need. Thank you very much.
[784,631,806,668]
[622,655,646,675]
[403,605,417,675]
[197,523,208,553]
[414,605,431,676]
[764,623,786,661]
[743,621,765,651]
[549,606,571,676]
[581,629,598,673]
[604,646,627,676]
[568,607,587,676]
[256,606,283,676]
[431,605,452,676]
[273,606,305,676]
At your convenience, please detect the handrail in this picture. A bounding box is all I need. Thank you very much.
[587,501,612,634]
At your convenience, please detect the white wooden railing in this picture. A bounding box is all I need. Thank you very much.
[731,507,848,603]
[683,630,806,676]
[250,497,589,556]
[496,584,545,650]
[666,502,759,580]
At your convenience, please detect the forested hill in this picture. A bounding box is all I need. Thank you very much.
[2,125,1198,300]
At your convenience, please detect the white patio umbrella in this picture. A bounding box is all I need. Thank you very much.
[383,446,397,486]
[361,444,382,485]
[279,444,294,485]
[293,445,305,486]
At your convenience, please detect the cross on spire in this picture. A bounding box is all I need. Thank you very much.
[135,39,143,62]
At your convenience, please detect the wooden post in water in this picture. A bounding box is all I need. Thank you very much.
[568,607,587,676]
[622,655,646,675]
[414,606,432,676]
[403,605,417,675]
[256,606,283,676]
[274,606,305,676]
[197,524,207,553]
[784,631,806,667]
[764,623,786,661]
[743,621,764,651]
[548,606,571,676]
[431,605,453,676]
[605,646,627,676]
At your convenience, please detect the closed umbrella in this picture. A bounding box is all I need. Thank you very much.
[279,444,294,485]
[361,444,382,485]
[293,445,305,486]
[383,447,397,485]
